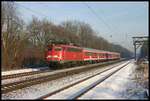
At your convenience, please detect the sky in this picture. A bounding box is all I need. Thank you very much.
[15,1,148,53]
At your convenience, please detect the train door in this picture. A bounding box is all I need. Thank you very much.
[54,46,62,61]
[62,47,66,61]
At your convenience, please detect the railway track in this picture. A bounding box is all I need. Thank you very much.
[37,61,130,100]
[2,59,125,80]
[2,69,52,80]
[1,59,127,94]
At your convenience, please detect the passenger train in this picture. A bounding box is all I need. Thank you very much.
[45,42,120,67]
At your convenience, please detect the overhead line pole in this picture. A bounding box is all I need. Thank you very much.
[132,36,148,61]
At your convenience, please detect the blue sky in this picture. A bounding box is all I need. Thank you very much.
[15,1,148,52]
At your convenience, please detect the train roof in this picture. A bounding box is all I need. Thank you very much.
[83,47,120,54]
[55,44,82,49]
[52,44,120,54]
[83,47,107,53]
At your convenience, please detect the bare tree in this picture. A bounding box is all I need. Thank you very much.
[1,2,132,70]
[2,2,25,70]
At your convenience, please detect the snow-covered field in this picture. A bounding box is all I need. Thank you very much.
[2,67,49,76]
[2,60,148,99]
[79,60,148,99]
[79,61,135,99]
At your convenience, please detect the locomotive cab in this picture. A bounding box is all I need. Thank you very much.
[45,44,63,63]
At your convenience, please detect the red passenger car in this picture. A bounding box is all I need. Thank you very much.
[83,48,107,62]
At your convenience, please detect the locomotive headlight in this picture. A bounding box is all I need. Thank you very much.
[47,55,51,58]
[53,55,59,58]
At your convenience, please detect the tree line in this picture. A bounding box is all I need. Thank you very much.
[1,2,133,71]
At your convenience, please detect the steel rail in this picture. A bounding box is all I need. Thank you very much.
[2,69,52,80]
[2,59,122,80]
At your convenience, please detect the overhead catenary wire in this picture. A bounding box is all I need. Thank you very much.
[19,4,49,19]
[83,3,132,51]
[83,3,116,36]
[19,2,114,36]
[18,3,128,47]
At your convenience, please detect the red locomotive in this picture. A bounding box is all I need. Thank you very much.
[45,42,120,67]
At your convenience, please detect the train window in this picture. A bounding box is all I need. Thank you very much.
[85,52,92,56]
[105,53,108,57]
[85,52,89,56]
[55,47,62,51]
[90,52,92,56]
[103,53,105,56]
[93,53,97,56]
[92,53,94,56]
[99,53,102,56]
[67,47,71,52]
[104,53,106,57]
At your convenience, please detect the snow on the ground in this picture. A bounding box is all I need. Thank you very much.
[79,60,147,99]
[2,67,49,76]
[3,60,146,100]
[44,61,129,99]
[2,61,125,99]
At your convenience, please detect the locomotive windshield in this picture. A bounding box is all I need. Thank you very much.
[55,47,62,51]
[47,47,52,51]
